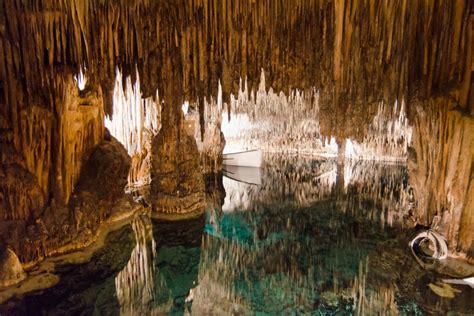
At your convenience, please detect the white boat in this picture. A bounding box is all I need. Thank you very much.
[442,277,474,289]
[223,149,263,168]
[223,165,262,185]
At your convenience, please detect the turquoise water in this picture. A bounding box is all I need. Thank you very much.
[1,156,473,315]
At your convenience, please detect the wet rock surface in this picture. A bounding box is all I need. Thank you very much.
[0,224,136,315]
[409,98,474,259]
[0,134,133,267]
[0,0,472,287]
[148,131,206,217]
[2,157,471,314]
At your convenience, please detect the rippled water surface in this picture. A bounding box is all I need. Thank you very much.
[1,156,473,315]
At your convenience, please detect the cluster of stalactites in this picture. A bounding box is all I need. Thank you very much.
[105,67,414,165]
[222,70,328,155]
[222,71,413,161]
[344,100,413,162]
[186,80,224,142]
[105,69,161,156]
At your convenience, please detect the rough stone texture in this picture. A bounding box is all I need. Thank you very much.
[128,128,154,187]
[0,144,45,222]
[0,134,132,264]
[409,98,474,258]
[149,129,206,216]
[0,74,104,222]
[186,94,226,174]
[0,246,26,287]
[1,0,470,125]
[198,123,226,174]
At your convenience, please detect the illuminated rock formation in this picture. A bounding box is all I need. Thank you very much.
[409,97,474,257]
[0,132,132,265]
[0,0,472,261]
[0,246,26,288]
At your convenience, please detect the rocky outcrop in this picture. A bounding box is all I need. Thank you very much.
[0,144,46,222]
[0,74,104,222]
[197,124,226,174]
[0,246,26,287]
[149,129,206,217]
[128,128,154,187]
[407,8,473,259]
[186,83,226,174]
[0,133,132,265]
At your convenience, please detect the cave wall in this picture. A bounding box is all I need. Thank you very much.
[0,1,472,255]
[0,74,104,221]
[409,97,474,257]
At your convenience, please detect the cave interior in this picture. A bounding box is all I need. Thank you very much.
[0,0,473,314]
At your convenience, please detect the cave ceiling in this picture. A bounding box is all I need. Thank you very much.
[1,0,471,120]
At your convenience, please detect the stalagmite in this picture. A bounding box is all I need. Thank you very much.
[0,0,472,289]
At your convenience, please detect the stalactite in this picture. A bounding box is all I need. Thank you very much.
[105,69,161,156]
[223,71,326,155]
[344,101,413,162]
[222,71,413,161]
[0,0,472,258]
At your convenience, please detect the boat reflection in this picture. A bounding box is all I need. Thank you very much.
[112,154,472,315]
[3,155,472,315]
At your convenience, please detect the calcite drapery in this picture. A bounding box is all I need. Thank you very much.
[409,98,474,256]
[0,1,472,258]
[0,75,104,222]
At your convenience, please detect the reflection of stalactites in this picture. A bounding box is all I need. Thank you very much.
[189,236,250,314]
[222,156,338,212]
[115,214,171,315]
[341,160,410,228]
[351,259,397,315]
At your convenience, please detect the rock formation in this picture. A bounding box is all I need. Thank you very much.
[0,246,26,287]
[0,0,472,264]
[409,97,474,257]
[0,132,133,265]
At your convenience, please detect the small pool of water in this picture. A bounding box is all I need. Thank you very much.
[1,156,473,315]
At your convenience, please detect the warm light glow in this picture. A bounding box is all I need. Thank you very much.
[182,101,189,115]
[74,66,87,91]
[221,71,412,161]
[345,101,413,161]
[105,69,161,155]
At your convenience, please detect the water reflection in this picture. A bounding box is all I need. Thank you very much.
[2,155,473,315]
[115,214,205,315]
[221,155,410,227]
[193,155,472,314]
[115,214,172,315]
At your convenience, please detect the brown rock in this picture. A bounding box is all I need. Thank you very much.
[0,245,26,288]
